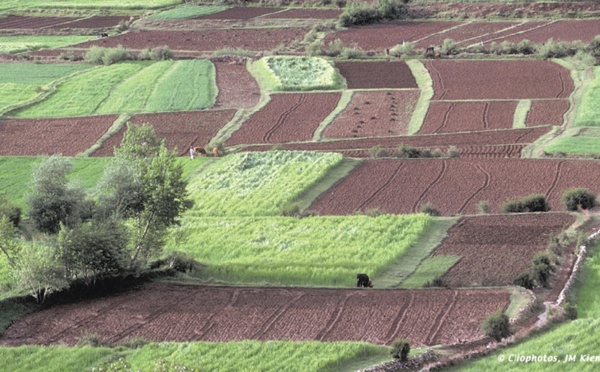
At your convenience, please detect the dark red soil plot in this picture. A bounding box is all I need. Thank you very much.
[196,7,282,20]
[262,8,342,19]
[308,158,600,216]
[238,126,552,154]
[323,21,460,51]
[432,214,576,287]
[0,16,79,29]
[226,93,340,145]
[324,90,420,139]
[0,116,117,156]
[49,16,133,29]
[426,60,573,100]
[0,284,509,347]
[214,61,260,110]
[93,110,236,157]
[336,61,417,89]
[525,99,569,127]
[76,29,308,52]
[414,21,519,49]
[494,20,600,45]
[410,2,600,19]
[419,101,518,134]
[479,21,552,44]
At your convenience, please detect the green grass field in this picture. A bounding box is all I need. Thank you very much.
[167,214,431,286]
[186,151,343,217]
[147,5,229,20]
[401,255,461,288]
[0,341,390,372]
[11,0,181,10]
[574,67,600,127]
[13,60,216,117]
[0,36,92,54]
[455,242,600,371]
[0,64,91,85]
[255,56,344,91]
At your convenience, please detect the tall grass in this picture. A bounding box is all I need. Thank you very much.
[167,214,431,286]
[255,56,343,91]
[544,137,600,156]
[186,151,343,217]
[147,5,229,20]
[0,36,92,54]
[14,63,144,118]
[574,67,600,127]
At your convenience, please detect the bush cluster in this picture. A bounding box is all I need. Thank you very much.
[501,194,550,213]
[562,188,596,211]
[390,339,410,361]
[338,0,410,27]
[84,45,172,65]
[367,145,459,159]
[513,252,554,289]
[482,309,511,342]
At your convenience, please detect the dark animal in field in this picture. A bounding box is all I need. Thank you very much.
[97,33,109,38]
[424,46,436,58]
[356,273,373,288]
[194,146,207,156]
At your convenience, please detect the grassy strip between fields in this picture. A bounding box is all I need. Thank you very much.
[0,35,93,54]
[147,5,228,20]
[573,67,600,127]
[453,241,600,371]
[312,90,354,141]
[405,59,433,135]
[0,341,391,372]
[167,214,431,286]
[35,0,180,10]
[401,255,461,289]
[512,100,531,129]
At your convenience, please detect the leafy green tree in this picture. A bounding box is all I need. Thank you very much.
[13,243,68,303]
[0,216,19,267]
[99,123,193,268]
[27,156,88,234]
[57,220,129,284]
[482,308,511,342]
[0,193,21,227]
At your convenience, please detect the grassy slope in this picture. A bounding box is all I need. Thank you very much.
[455,241,600,371]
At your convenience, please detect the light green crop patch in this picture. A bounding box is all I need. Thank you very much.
[0,36,93,54]
[255,56,343,91]
[186,151,343,217]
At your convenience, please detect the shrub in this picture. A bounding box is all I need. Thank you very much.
[517,39,535,55]
[281,203,302,217]
[531,262,551,287]
[363,208,383,217]
[520,194,550,212]
[306,40,324,56]
[338,0,409,27]
[514,272,534,289]
[563,301,578,320]
[477,200,490,214]
[0,193,21,227]
[84,45,134,65]
[77,333,108,347]
[562,188,596,211]
[368,145,389,158]
[424,277,445,288]
[501,198,524,213]
[390,339,410,361]
[440,39,460,55]
[589,35,600,57]
[420,202,441,216]
[324,38,345,57]
[341,47,367,59]
[482,309,511,342]
[538,38,570,58]
[390,41,416,57]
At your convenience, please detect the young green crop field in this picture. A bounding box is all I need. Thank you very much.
[0,36,93,54]
[186,151,344,217]
[166,214,431,286]
[2,0,181,10]
[147,5,229,20]
[13,60,216,118]
[401,255,461,289]
[255,56,344,91]
[0,341,390,372]
[574,67,600,128]
[454,242,600,371]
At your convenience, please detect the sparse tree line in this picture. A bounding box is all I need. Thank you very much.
[59,45,173,65]
[0,124,192,302]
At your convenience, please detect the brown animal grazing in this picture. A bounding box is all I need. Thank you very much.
[194,146,207,156]
[212,147,219,157]
[356,273,373,288]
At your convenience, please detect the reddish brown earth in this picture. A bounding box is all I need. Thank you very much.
[226,93,340,145]
[431,214,576,287]
[323,22,460,51]
[335,61,417,89]
[525,99,570,127]
[324,90,420,139]
[0,16,79,29]
[308,158,600,216]
[426,60,573,100]
[213,61,261,110]
[0,116,117,156]
[76,29,308,53]
[418,101,518,134]
[262,8,342,19]
[414,21,519,49]
[238,126,552,155]
[93,110,236,157]
[0,284,509,347]
[196,7,282,20]
[49,16,133,29]
[493,20,600,44]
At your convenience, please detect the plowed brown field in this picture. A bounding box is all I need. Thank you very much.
[432,214,576,287]
[493,20,600,44]
[335,61,417,89]
[226,93,340,145]
[76,29,308,53]
[49,16,133,29]
[414,21,519,49]
[525,100,570,127]
[93,110,236,156]
[418,101,518,134]
[0,284,509,347]
[262,9,342,19]
[0,16,79,29]
[308,158,600,216]
[426,60,573,100]
[323,90,419,138]
[214,61,260,109]
[196,7,281,20]
[0,116,117,156]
